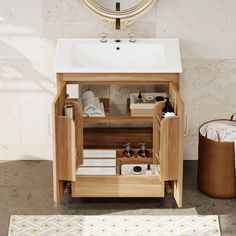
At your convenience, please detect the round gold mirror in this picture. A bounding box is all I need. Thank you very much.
[81,0,158,29]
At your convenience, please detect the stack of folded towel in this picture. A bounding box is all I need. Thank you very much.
[82,91,105,117]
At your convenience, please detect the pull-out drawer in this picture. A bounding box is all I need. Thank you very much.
[72,176,164,198]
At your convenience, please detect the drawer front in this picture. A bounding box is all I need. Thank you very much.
[72,176,164,198]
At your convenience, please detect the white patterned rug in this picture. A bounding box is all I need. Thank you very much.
[8,215,221,236]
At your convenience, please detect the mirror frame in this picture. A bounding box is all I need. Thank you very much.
[81,0,158,29]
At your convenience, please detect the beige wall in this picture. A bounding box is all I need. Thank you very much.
[0,0,235,160]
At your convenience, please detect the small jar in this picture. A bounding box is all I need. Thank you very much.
[133,166,142,175]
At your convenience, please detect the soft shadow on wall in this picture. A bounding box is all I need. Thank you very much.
[0,4,56,160]
[0,0,158,161]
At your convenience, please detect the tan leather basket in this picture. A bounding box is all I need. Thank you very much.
[198,114,236,198]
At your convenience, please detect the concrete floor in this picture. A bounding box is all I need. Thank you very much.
[0,161,235,236]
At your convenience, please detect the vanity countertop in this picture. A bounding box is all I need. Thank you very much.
[54,38,182,74]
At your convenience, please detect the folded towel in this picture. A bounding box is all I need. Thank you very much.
[83,91,100,114]
[82,91,105,117]
[84,97,102,115]
[203,122,236,170]
[83,102,105,117]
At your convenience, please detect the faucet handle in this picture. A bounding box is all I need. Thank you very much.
[100,32,108,38]
[128,32,136,37]
[100,32,108,42]
[128,32,136,42]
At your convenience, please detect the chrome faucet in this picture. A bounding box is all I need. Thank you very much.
[128,32,136,42]
[100,32,108,43]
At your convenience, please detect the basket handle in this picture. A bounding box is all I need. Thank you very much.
[230,113,236,121]
[205,129,221,142]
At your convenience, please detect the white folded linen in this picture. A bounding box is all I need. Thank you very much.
[82,91,105,117]
[83,97,102,115]
[202,122,236,170]
[83,149,116,158]
[83,102,105,117]
[83,91,100,114]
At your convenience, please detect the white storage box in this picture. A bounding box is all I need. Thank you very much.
[130,93,167,116]
[121,164,160,176]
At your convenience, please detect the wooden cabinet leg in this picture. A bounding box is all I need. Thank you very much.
[172,179,183,208]
[53,180,65,207]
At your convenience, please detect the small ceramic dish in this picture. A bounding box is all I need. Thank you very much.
[133,166,142,175]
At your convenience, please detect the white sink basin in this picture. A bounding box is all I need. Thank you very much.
[54,38,182,73]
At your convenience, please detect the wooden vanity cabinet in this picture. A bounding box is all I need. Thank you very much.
[52,73,184,207]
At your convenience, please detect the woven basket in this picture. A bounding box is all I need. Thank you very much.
[198,113,236,198]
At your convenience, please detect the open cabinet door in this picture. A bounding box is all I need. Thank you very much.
[153,82,184,208]
[172,96,184,208]
[56,116,77,181]
[169,82,184,208]
[52,79,83,206]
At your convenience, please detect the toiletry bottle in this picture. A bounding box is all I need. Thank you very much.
[162,97,174,118]
[64,104,74,119]
[146,164,152,176]
[136,92,143,103]
[123,143,135,158]
[137,143,150,158]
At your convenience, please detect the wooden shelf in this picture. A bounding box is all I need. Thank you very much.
[116,157,154,175]
[84,128,153,149]
[117,157,153,164]
[84,114,153,124]
[116,148,153,175]
[83,98,153,124]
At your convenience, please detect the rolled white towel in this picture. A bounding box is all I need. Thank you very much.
[82,91,102,115]
[84,97,102,115]
[82,91,105,117]
[86,102,105,117]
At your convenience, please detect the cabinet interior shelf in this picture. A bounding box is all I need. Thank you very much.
[84,115,153,124]
[82,98,153,124]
